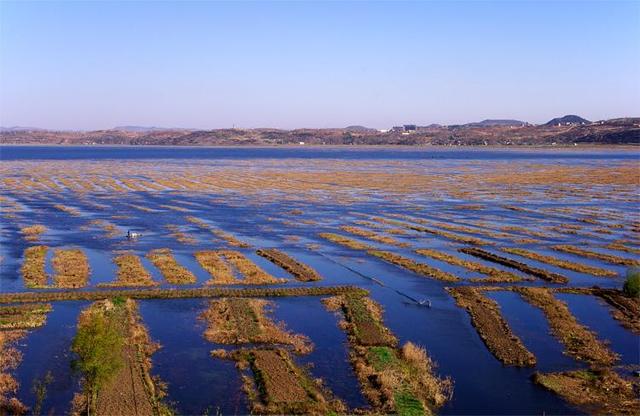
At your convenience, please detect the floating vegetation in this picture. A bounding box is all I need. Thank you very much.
[52,248,90,288]
[553,245,639,266]
[447,287,535,366]
[82,219,119,238]
[19,224,47,242]
[604,241,640,255]
[515,287,618,366]
[339,226,410,247]
[256,249,321,282]
[159,204,191,212]
[319,232,371,250]
[70,299,171,415]
[460,247,568,283]
[373,216,490,246]
[416,248,524,282]
[0,303,51,330]
[195,250,237,284]
[213,229,250,248]
[502,248,616,277]
[556,287,640,334]
[201,298,312,354]
[147,248,196,284]
[320,233,459,281]
[166,224,197,244]
[186,216,250,247]
[324,294,452,415]
[0,330,28,414]
[53,203,81,216]
[368,250,460,282]
[220,250,285,284]
[100,253,158,287]
[533,369,640,415]
[223,348,345,414]
[21,245,49,288]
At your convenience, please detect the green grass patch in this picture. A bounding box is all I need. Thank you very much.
[367,346,398,371]
[394,390,426,416]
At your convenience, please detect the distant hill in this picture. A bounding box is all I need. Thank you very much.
[2,117,638,146]
[112,126,188,132]
[545,115,590,126]
[0,126,46,132]
[466,119,527,127]
[344,125,375,132]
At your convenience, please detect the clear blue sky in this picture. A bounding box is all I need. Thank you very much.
[1,1,638,130]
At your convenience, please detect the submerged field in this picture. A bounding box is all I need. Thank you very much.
[0,146,639,415]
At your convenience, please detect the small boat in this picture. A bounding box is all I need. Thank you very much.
[127,230,142,239]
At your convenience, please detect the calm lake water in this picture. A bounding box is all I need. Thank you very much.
[1,145,638,415]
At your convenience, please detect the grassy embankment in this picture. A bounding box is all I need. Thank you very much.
[71,299,171,416]
[324,293,452,415]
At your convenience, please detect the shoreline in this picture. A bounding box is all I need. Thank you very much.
[1,143,639,151]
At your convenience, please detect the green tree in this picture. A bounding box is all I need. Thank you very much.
[71,309,124,413]
[623,268,640,297]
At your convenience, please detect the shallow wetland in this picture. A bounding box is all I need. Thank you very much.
[0,146,638,415]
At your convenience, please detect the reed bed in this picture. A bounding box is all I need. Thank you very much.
[256,249,321,282]
[0,303,51,330]
[220,348,345,414]
[0,330,28,414]
[371,216,490,246]
[21,245,49,288]
[53,203,81,216]
[460,247,568,283]
[195,250,238,284]
[83,219,119,238]
[555,287,640,334]
[515,287,618,366]
[147,248,196,284]
[368,250,460,282]
[220,250,285,284]
[553,245,639,266]
[319,232,372,250]
[20,224,47,242]
[99,253,158,287]
[533,369,639,415]
[320,232,459,281]
[52,248,90,288]
[447,287,535,366]
[165,224,197,245]
[201,298,312,354]
[186,216,250,247]
[416,248,524,282]
[502,247,616,277]
[324,293,452,415]
[212,229,250,248]
[604,241,640,255]
[339,226,410,247]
